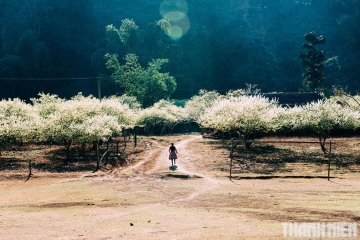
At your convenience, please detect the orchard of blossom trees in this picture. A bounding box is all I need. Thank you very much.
[1,91,360,164]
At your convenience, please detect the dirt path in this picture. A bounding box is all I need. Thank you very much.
[119,135,212,178]
[146,135,227,203]
[149,135,202,175]
[116,135,226,205]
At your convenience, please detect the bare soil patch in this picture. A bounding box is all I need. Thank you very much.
[0,135,359,239]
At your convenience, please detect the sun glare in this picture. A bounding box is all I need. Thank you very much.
[160,0,190,41]
[163,11,186,22]
[160,0,188,17]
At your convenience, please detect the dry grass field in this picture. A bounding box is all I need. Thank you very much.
[0,134,359,239]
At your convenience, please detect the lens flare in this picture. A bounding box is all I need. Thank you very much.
[163,11,187,22]
[175,16,190,33]
[167,16,190,41]
[168,25,183,40]
[160,0,188,18]
[160,0,190,41]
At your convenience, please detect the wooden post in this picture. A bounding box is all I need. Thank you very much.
[327,156,331,181]
[96,142,100,171]
[230,156,233,180]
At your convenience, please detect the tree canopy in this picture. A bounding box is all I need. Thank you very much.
[105,53,176,107]
[299,32,326,91]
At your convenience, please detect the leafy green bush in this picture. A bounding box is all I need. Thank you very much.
[105,53,176,107]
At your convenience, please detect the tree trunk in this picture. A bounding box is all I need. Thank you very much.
[134,127,137,148]
[319,136,327,154]
[81,143,86,158]
[64,139,72,165]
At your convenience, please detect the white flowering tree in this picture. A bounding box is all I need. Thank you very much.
[30,93,142,166]
[275,105,303,135]
[136,100,189,135]
[35,94,98,163]
[75,114,123,170]
[99,96,139,130]
[32,94,128,164]
[328,94,360,111]
[31,93,65,118]
[199,95,282,148]
[154,100,189,133]
[184,90,222,122]
[294,100,360,153]
[99,96,140,148]
[0,98,38,145]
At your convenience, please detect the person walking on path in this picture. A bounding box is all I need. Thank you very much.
[169,143,178,166]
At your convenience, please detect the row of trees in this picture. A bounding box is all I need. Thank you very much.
[199,91,360,153]
[0,93,191,163]
[1,91,360,163]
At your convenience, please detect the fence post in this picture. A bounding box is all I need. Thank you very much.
[96,142,100,171]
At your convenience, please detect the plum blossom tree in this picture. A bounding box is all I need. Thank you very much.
[198,94,282,148]
[302,100,360,153]
[137,99,188,135]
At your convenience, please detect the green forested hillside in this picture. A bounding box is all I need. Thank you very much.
[0,0,359,101]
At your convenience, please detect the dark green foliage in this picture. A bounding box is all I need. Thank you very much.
[105,53,176,108]
[299,32,326,91]
[0,0,359,100]
[0,0,98,99]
